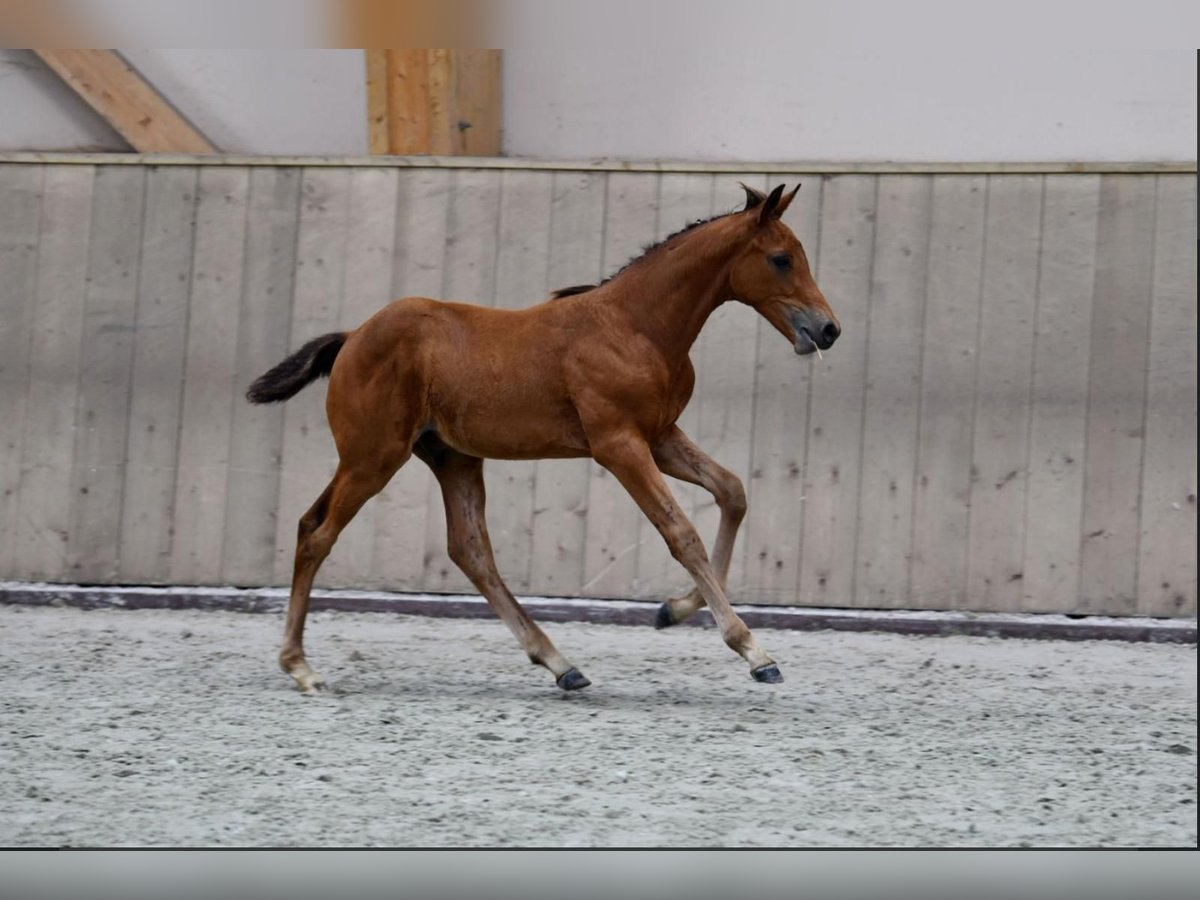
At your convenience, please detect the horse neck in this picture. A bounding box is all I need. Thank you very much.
[607,221,741,361]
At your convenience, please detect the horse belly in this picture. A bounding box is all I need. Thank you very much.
[429,389,589,461]
[416,306,593,459]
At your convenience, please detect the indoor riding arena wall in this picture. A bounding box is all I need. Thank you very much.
[0,156,1194,617]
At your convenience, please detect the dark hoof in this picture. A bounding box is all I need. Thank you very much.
[654,603,675,630]
[751,663,783,684]
[556,668,591,691]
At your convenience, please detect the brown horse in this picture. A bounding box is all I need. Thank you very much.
[247,183,839,694]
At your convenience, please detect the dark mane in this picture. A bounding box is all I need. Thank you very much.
[549,209,734,300]
[548,284,596,300]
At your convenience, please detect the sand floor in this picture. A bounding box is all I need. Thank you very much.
[0,603,1194,847]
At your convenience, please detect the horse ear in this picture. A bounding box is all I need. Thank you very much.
[757,184,786,226]
[773,183,801,219]
[740,182,767,210]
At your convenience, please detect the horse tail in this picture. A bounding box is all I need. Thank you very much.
[245,332,347,404]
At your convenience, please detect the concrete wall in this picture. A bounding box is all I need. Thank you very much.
[1,157,1194,616]
[0,49,369,155]
[1,43,1195,161]
[501,47,1196,163]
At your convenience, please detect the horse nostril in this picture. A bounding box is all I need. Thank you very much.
[821,322,841,347]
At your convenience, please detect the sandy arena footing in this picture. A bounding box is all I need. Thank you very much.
[0,603,1194,847]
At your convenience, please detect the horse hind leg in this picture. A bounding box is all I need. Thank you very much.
[417,437,589,691]
[280,454,404,694]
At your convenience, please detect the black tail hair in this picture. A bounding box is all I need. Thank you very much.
[245,332,347,404]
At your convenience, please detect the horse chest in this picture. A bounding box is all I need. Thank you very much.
[658,357,696,432]
[603,353,695,437]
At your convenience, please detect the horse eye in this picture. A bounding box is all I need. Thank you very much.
[769,253,791,272]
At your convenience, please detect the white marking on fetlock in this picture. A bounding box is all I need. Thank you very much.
[289,662,325,695]
[666,589,705,624]
[731,633,774,671]
[542,656,574,681]
[745,647,775,671]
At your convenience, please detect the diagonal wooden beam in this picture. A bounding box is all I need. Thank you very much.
[32,49,217,154]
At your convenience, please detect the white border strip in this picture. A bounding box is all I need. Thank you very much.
[3,581,1193,635]
[0,153,1193,174]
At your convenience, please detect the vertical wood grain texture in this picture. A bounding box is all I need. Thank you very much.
[853,175,931,608]
[272,168,352,586]
[631,171,717,598]
[11,166,94,581]
[965,176,1043,612]
[66,165,146,582]
[742,175,822,604]
[320,167,400,588]
[0,165,41,576]
[687,178,762,602]
[527,171,608,597]
[365,50,390,156]
[221,167,302,586]
[796,175,877,608]
[373,50,501,156]
[909,175,988,610]
[1136,175,1197,616]
[424,49,455,157]
[167,168,248,585]
[580,172,659,598]
[1021,176,1100,613]
[453,50,503,156]
[421,168,502,593]
[0,163,1192,617]
[386,50,432,156]
[486,170,554,593]
[1078,175,1157,613]
[370,168,449,592]
[119,166,199,582]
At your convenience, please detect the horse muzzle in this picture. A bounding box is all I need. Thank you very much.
[788,309,841,355]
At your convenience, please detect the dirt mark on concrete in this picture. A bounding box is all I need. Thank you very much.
[0,604,1194,846]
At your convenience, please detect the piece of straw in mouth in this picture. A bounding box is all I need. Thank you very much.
[815,346,823,360]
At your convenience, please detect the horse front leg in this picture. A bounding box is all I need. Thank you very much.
[650,426,747,629]
[591,431,781,683]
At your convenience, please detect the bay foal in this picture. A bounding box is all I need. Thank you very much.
[247,183,840,694]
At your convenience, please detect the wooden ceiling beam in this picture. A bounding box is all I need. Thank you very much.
[32,49,217,154]
[365,49,391,155]
[365,49,501,156]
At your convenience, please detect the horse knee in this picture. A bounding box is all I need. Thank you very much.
[297,489,332,542]
[296,523,335,568]
[447,532,485,573]
[296,512,319,544]
[718,475,747,523]
[664,521,706,566]
[446,538,470,571]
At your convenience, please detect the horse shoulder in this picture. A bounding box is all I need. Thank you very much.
[564,330,683,441]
